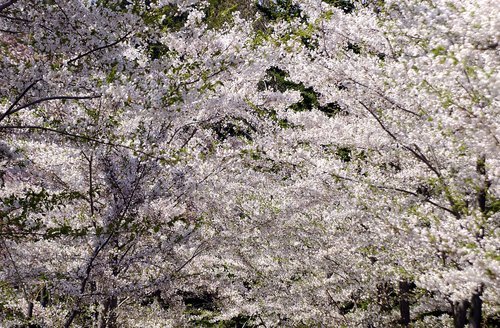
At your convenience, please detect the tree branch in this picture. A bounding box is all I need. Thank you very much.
[67,32,131,65]
[352,79,421,117]
[9,95,101,117]
[0,124,158,159]
[64,232,115,328]
[0,12,31,22]
[0,79,41,123]
[0,0,17,12]
[331,173,458,217]
[359,101,442,178]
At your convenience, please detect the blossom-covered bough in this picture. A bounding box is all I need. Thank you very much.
[230,0,499,326]
[0,0,268,326]
[0,0,499,327]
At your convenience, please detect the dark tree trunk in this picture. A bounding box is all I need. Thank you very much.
[470,287,483,328]
[399,280,411,326]
[98,296,118,328]
[38,286,49,307]
[453,300,470,328]
[27,301,34,319]
[64,310,78,328]
[476,156,487,213]
[469,155,486,327]
[377,282,393,312]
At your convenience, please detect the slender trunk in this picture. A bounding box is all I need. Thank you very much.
[453,300,470,328]
[97,301,107,328]
[476,156,487,214]
[98,296,118,328]
[27,301,33,319]
[470,287,483,328]
[91,281,99,326]
[468,156,486,327]
[64,310,78,328]
[39,285,49,307]
[377,282,392,312]
[399,280,411,326]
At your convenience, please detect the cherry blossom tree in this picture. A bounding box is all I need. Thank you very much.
[1,0,498,327]
[221,0,499,326]
[0,0,269,326]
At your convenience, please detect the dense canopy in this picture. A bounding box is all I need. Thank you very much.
[0,0,499,327]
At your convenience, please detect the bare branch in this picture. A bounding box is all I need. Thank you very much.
[67,32,131,65]
[359,101,442,178]
[0,79,41,123]
[173,242,206,275]
[374,183,459,217]
[352,79,421,117]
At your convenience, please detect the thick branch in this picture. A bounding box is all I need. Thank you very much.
[64,233,115,328]
[358,101,468,218]
[0,0,17,12]
[0,28,20,33]
[0,79,41,123]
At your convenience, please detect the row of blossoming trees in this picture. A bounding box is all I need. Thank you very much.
[0,0,498,327]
